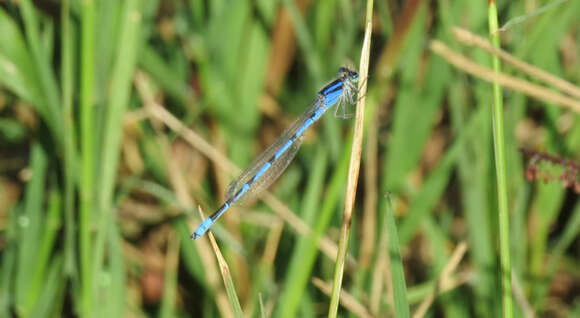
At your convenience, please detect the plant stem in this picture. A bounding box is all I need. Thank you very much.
[488,2,513,317]
[327,1,373,317]
[80,0,96,315]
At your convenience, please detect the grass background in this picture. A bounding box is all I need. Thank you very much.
[0,0,579,317]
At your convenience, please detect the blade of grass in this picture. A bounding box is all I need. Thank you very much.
[24,190,62,311]
[328,1,373,316]
[79,0,96,315]
[258,293,266,318]
[0,206,19,317]
[488,2,513,317]
[104,221,126,318]
[95,0,142,218]
[29,255,65,318]
[93,0,122,105]
[15,142,47,316]
[19,0,63,145]
[41,20,55,62]
[383,194,409,317]
[0,9,44,111]
[93,0,142,315]
[60,0,78,281]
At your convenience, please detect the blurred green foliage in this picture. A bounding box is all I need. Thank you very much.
[0,0,579,317]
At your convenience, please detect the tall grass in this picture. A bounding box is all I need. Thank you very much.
[488,2,513,317]
[0,0,579,317]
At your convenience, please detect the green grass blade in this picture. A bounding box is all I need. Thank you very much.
[29,255,65,318]
[19,0,63,145]
[96,0,142,213]
[258,293,266,318]
[79,0,96,313]
[383,195,409,317]
[104,221,127,318]
[487,2,513,317]
[0,206,19,317]
[60,0,78,282]
[91,1,142,316]
[15,143,48,316]
[0,9,47,123]
[24,190,62,311]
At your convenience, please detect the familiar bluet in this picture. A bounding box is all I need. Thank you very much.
[192,67,359,239]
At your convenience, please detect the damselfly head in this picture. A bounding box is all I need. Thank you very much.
[338,67,359,83]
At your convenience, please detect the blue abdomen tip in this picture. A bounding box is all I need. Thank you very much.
[192,218,212,240]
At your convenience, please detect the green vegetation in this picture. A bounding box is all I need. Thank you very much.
[0,0,579,317]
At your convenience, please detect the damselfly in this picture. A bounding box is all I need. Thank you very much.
[192,67,359,239]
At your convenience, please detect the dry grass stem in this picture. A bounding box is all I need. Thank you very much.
[430,41,580,113]
[329,10,373,316]
[452,27,580,100]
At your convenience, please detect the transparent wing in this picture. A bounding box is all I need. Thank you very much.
[234,135,303,204]
[226,99,323,204]
[334,78,359,119]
